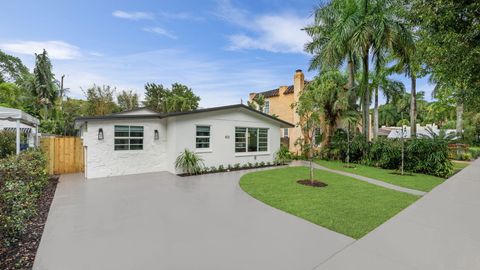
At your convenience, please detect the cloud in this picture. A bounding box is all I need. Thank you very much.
[0,40,82,60]
[12,48,296,107]
[215,0,311,54]
[112,10,154,20]
[158,11,204,21]
[143,27,177,39]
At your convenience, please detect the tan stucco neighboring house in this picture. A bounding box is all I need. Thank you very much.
[248,69,307,153]
[248,69,374,154]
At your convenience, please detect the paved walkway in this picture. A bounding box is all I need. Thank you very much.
[34,169,353,270]
[291,160,426,196]
[314,158,480,269]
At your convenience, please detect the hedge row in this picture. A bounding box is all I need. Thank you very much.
[0,149,49,245]
[322,131,453,178]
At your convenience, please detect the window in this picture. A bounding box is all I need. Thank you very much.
[264,100,270,114]
[114,125,144,151]
[283,128,289,138]
[196,126,210,149]
[235,127,268,153]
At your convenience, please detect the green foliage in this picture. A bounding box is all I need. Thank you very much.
[368,138,402,169]
[0,149,49,244]
[249,94,265,111]
[406,138,453,178]
[410,0,480,108]
[174,149,204,175]
[275,145,293,165]
[0,131,16,158]
[143,83,200,113]
[297,70,354,153]
[83,85,120,116]
[218,165,225,172]
[28,50,59,120]
[0,50,30,84]
[117,90,139,111]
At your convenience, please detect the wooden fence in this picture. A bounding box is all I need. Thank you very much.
[41,137,84,175]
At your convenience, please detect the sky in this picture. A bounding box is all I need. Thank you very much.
[0,0,435,108]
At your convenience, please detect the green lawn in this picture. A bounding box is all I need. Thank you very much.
[452,161,469,173]
[315,160,444,192]
[240,167,419,239]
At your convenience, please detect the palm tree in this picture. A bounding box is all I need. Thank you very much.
[371,66,406,138]
[304,0,359,89]
[306,0,414,143]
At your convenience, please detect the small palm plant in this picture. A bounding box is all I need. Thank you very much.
[175,149,204,175]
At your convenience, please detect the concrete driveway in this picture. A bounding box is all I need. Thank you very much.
[34,169,353,270]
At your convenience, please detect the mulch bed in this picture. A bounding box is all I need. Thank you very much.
[389,172,414,176]
[297,179,328,188]
[0,176,59,270]
[177,164,285,177]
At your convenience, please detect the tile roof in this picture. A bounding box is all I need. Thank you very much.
[253,81,309,98]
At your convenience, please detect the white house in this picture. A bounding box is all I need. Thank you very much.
[387,124,457,139]
[74,104,293,179]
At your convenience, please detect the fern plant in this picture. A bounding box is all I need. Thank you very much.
[175,149,204,175]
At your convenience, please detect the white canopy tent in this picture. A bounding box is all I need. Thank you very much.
[0,106,40,154]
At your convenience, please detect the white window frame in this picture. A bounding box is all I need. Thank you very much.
[283,128,289,138]
[264,100,270,114]
[195,125,211,149]
[235,127,268,153]
[114,125,144,151]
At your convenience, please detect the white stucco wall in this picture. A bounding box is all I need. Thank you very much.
[81,108,285,178]
[166,109,281,173]
[81,118,167,178]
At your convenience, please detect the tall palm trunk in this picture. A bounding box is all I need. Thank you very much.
[362,52,370,142]
[373,86,379,139]
[410,74,417,138]
[347,53,355,89]
[456,101,463,137]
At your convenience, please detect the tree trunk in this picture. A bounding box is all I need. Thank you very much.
[348,53,355,90]
[373,86,379,139]
[410,74,417,138]
[362,53,370,142]
[456,101,463,137]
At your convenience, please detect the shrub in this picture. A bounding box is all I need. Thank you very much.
[227,164,233,171]
[0,131,16,159]
[247,162,253,168]
[348,134,369,163]
[275,145,293,164]
[266,161,271,166]
[174,149,204,175]
[242,163,249,169]
[259,161,265,167]
[209,166,217,172]
[406,138,453,178]
[218,165,225,172]
[233,163,241,170]
[0,149,49,244]
[368,138,402,169]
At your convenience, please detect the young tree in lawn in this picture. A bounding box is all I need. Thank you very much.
[117,90,139,111]
[296,71,353,183]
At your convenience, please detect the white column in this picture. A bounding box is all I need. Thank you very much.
[16,120,20,155]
